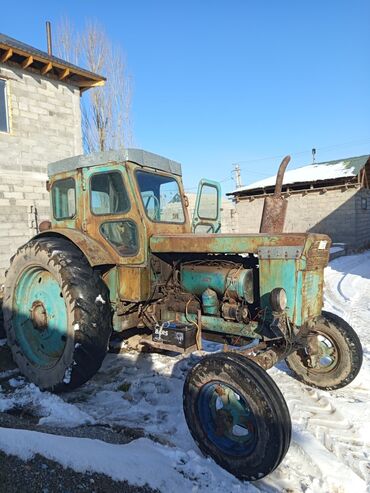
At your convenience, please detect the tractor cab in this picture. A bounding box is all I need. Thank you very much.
[47,149,222,266]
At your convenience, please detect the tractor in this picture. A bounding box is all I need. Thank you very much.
[2,149,363,481]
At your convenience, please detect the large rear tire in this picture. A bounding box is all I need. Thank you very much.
[3,237,112,392]
[286,311,363,390]
[183,352,291,481]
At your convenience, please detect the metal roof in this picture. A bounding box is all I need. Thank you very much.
[48,149,182,177]
[0,33,105,90]
[229,154,370,196]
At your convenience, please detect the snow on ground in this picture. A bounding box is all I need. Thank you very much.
[0,253,370,492]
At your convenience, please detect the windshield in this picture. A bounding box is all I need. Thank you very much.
[136,170,185,223]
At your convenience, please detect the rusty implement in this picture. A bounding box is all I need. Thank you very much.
[259,155,291,234]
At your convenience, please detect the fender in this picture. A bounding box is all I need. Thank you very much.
[34,228,114,266]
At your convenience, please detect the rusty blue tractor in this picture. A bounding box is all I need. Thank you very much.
[3,149,363,481]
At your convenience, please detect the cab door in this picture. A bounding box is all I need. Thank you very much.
[81,164,146,265]
[192,179,222,233]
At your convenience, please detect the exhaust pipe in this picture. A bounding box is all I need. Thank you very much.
[259,155,291,234]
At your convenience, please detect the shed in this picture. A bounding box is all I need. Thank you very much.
[228,155,370,249]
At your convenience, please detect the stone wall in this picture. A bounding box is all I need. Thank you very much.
[0,64,82,281]
[235,185,369,248]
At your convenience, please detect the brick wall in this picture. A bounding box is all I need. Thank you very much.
[0,64,82,281]
[235,186,367,248]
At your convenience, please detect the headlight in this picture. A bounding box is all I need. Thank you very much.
[270,288,287,312]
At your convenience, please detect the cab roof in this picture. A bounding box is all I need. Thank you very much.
[48,149,182,177]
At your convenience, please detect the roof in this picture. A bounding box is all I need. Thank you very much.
[48,149,182,177]
[229,154,370,196]
[0,33,105,91]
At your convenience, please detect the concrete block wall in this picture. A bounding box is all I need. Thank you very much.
[354,188,370,248]
[0,64,83,282]
[235,186,363,247]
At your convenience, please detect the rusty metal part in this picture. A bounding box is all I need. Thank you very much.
[30,301,48,331]
[150,232,328,255]
[35,228,113,266]
[230,340,295,370]
[39,220,51,232]
[118,265,151,302]
[259,155,291,234]
[305,333,320,368]
[253,350,279,370]
[139,337,197,354]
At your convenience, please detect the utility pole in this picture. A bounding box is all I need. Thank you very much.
[233,164,242,188]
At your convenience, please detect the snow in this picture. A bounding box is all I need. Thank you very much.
[0,428,246,492]
[0,383,93,427]
[233,161,356,193]
[1,252,370,491]
[95,294,106,305]
[330,246,344,254]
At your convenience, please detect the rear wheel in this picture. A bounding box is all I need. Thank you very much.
[3,237,112,391]
[286,311,363,390]
[183,352,291,481]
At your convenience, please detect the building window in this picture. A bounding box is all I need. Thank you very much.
[0,79,9,133]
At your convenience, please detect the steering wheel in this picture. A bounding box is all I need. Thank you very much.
[144,195,160,220]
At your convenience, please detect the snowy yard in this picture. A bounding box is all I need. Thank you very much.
[0,252,370,492]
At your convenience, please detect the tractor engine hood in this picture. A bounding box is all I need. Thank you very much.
[150,233,331,260]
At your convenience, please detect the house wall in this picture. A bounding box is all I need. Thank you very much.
[0,64,82,282]
[235,186,370,248]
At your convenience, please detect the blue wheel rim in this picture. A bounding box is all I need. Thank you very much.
[13,266,68,368]
[197,381,258,456]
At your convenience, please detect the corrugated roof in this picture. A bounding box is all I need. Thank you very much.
[229,154,370,195]
[0,33,105,90]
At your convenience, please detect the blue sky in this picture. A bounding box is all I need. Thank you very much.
[1,1,369,193]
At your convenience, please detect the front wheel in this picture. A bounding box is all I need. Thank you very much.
[286,311,363,390]
[183,352,291,481]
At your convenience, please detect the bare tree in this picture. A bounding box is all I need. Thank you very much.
[55,19,132,152]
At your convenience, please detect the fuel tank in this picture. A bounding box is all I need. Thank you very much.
[180,264,253,303]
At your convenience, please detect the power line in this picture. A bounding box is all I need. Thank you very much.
[184,138,370,192]
[233,138,370,172]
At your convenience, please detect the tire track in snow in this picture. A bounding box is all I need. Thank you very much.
[272,369,370,486]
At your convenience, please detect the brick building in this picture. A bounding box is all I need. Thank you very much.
[228,155,370,249]
[0,34,104,281]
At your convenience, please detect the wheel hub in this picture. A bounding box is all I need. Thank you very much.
[30,301,48,331]
[197,381,257,456]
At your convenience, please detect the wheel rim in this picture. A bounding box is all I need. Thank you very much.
[13,266,68,368]
[303,329,339,373]
[316,332,338,370]
[197,381,258,456]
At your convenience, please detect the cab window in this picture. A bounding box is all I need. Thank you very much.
[52,178,76,220]
[136,170,185,223]
[91,171,130,215]
[100,220,138,256]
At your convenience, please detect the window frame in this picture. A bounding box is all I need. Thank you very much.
[89,170,131,217]
[197,183,220,221]
[135,169,186,225]
[0,78,10,134]
[99,219,139,257]
[52,177,77,221]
